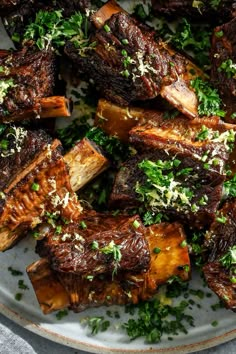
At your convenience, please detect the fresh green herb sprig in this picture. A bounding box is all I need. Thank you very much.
[23,10,91,51]
[92,240,122,278]
[218,59,236,79]
[136,159,194,211]
[190,77,225,117]
[224,174,236,198]
[156,18,212,68]
[142,211,164,226]
[219,246,236,269]
[57,121,129,163]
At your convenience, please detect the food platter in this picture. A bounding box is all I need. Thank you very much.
[1,1,236,353]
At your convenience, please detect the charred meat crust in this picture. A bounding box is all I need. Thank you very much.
[211,17,236,121]
[205,199,236,262]
[64,11,187,106]
[204,261,236,311]
[0,127,52,192]
[0,47,57,120]
[151,0,236,22]
[203,199,236,311]
[36,213,151,276]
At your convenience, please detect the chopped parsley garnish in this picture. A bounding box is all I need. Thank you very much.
[91,240,99,250]
[190,77,225,117]
[103,24,111,33]
[215,30,224,38]
[56,309,68,320]
[210,0,221,10]
[136,159,194,211]
[80,221,87,229]
[142,211,164,226]
[31,183,40,192]
[8,267,23,276]
[18,279,29,290]
[24,10,92,52]
[87,316,110,334]
[218,59,236,79]
[133,4,152,21]
[224,175,236,197]
[15,293,23,301]
[211,320,219,327]
[100,240,122,277]
[216,214,227,224]
[195,125,209,141]
[153,247,161,254]
[219,246,236,269]
[124,299,194,343]
[156,18,211,68]
[180,240,188,248]
[57,122,129,163]
[132,219,140,229]
[0,78,15,104]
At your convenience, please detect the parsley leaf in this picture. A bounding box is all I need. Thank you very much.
[87,316,110,334]
[190,77,225,117]
[23,10,91,51]
[219,246,236,269]
[218,59,236,79]
[224,175,236,198]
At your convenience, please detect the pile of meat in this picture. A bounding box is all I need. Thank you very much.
[0,0,236,315]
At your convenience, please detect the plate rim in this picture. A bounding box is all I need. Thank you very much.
[1,302,236,354]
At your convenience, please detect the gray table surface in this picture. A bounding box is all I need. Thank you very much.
[0,313,235,354]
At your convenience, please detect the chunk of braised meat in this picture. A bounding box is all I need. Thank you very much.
[211,17,236,122]
[64,11,188,107]
[0,126,82,252]
[151,0,236,22]
[110,145,227,229]
[36,213,150,276]
[28,222,190,313]
[0,47,56,121]
[0,126,52,192]
[203,199,236,311]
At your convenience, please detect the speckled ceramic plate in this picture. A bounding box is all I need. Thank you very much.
[1,2,236,353]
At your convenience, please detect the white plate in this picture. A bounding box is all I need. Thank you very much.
[1,3,236,353]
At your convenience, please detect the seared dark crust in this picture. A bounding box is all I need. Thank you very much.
[36,213,151,276]
[0,47,57,120]
[205,199,236,262]
[210,17,236,121]
[204,261,236,311]
[203,199,236,311]
[0,127,52,192]
[65,12,187,106]
[151,0,236,22]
